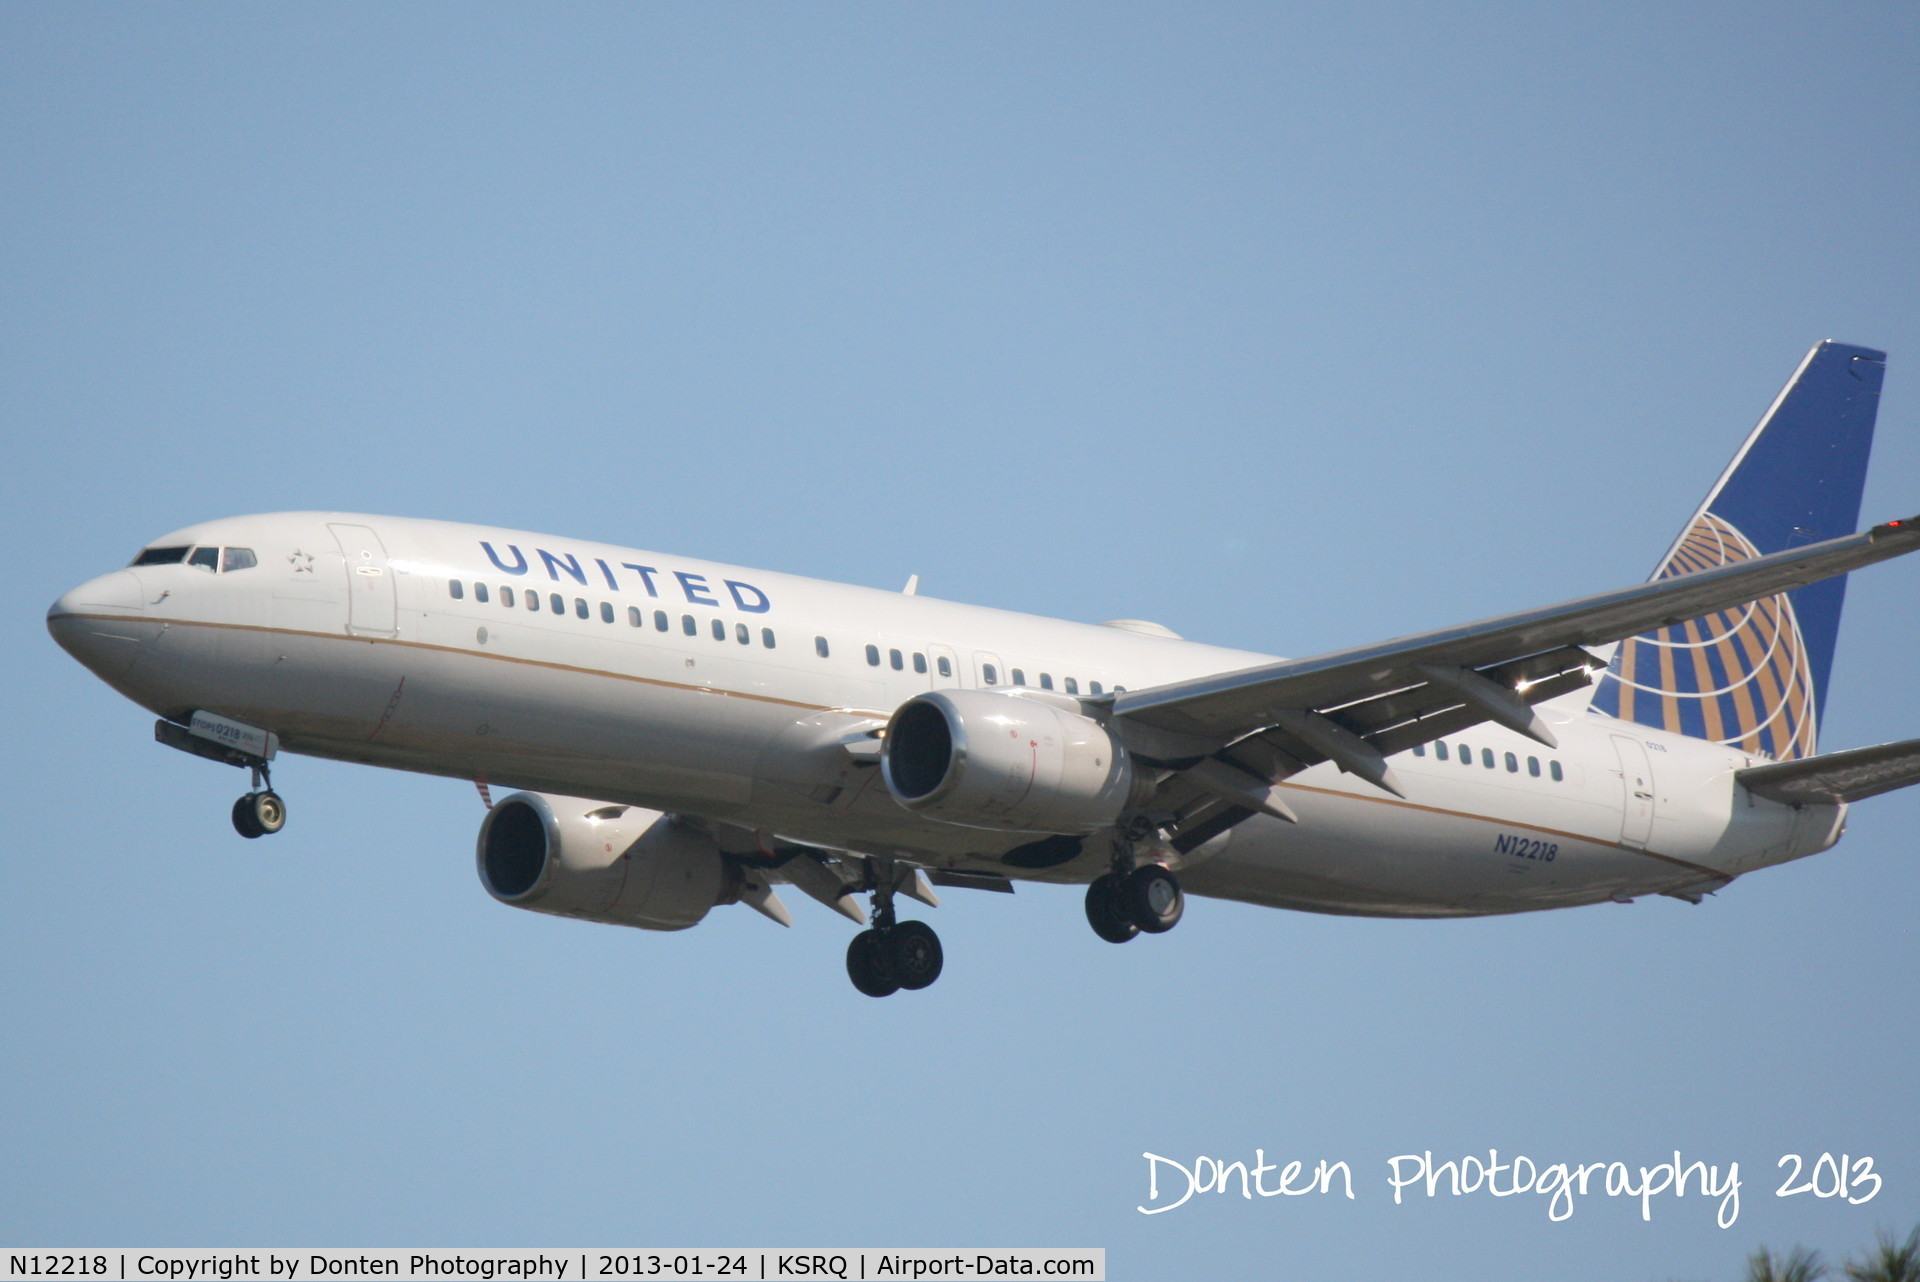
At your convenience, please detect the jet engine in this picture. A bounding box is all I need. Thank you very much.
[881,689,1136,833]
[476,792,727,931]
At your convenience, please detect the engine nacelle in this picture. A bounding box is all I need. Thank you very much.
[476,792,727,931]
[881,689,1135,833]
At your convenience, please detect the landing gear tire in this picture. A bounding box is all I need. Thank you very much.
[883,919,944,990]
[1085,874,1140,944]
[232,790,287,840]
[1123,864,1183,934]
[846,929,901,998]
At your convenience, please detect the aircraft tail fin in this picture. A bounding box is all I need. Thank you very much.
[1590,341,1887,760]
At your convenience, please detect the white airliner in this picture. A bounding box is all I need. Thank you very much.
[48,341,1920,996]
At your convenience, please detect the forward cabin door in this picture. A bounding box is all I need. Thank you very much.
[1611,734,1657,848]
[330,523,398,637]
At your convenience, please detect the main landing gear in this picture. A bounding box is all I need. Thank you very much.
[1086,827,1185,943]
[845,862,944,998]
[231,762,288,840]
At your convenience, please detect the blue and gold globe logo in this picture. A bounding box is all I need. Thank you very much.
[1593,512,1818,761]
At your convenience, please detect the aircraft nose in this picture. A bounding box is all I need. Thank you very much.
[48,571,152,676]
[50,570,146,620]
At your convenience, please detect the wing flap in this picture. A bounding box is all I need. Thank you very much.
[1738,738,1920,805]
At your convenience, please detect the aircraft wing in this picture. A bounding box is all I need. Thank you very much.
[1738,738,1920,806]
[1109,514,1920,851]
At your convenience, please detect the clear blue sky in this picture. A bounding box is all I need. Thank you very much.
[4,5,1917,1278]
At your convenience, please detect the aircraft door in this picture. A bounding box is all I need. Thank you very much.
[929,644,961,689]
[329,523,397,637]
[1610,735,1656,848]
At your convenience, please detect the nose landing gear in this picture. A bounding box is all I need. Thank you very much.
[230,763,287,840]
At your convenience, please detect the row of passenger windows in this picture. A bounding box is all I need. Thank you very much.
[131,545,257,573]
[449,578,1127,694]
[864,645,953,678]
[854,646,1120,694]
[1413,740,1564,781]
[451,580,779,648]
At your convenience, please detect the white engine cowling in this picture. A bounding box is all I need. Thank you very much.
[476,792,727,931]
[881,689,1135,833]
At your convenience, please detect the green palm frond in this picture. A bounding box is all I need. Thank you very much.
[1749,1245,1828,1282]
[1842,1226,1920,1282]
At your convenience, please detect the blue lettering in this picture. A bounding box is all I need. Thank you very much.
[481,542,528,576]
[675,571,719,606]
[538,549,588,585]
[725,580,771,613]
[622,563,661,597]
[594,557,620,590]
[1495,834,1513,855]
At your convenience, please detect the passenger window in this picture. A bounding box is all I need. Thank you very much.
[550,593,564,614]
[889,648,904,671]
[132,546,189,566]
[736,622,750,645]
[1064,677,1079,695]
[1505,752,1519,773]
[189,546,220,573]
[1090,681,1103,695]
[1482,748,1495,769]
[983,664,998,685]
[1550,761,1564,782]
[600,602,614,624]
[1460,746,1473,767]
[629,606,643,627]
[912,653,927,674]
[1528,756,1541,777]
[683,615,697,636]
[815,636,830,658]
[575,598,588,619]
[865,644,881,666]
[475,583,489,604]
[1039,673,1054,690]
[527,592,540,612]
[449,579,464,599]
[1436,742,1449,761]
[1413,743,1426,757]
[762,628,775,649]
[502,586,516,608]
[937,655,952,677]
[712,619,726,641]
[654,610,669,631]
[1011,669,1026,685]
[222,547,256,572]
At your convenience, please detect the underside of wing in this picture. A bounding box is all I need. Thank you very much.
[1106,514,1920,851]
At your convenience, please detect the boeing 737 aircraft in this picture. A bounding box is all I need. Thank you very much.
[48,341,1920,995]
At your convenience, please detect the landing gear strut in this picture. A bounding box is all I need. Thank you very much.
[1086,828,1184,942]
[845,860,944,997]
[231,762,287,840]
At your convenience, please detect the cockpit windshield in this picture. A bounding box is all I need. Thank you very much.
[130,545,257,572]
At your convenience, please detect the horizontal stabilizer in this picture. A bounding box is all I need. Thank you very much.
[1738,737,1920,805]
